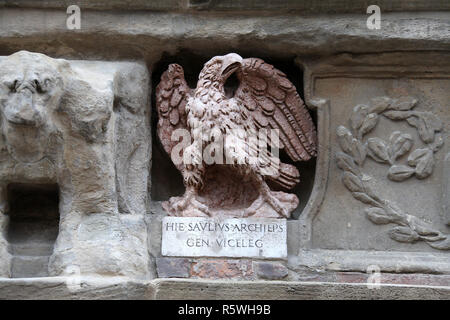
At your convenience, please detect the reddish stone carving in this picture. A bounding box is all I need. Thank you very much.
[156,54,317,218]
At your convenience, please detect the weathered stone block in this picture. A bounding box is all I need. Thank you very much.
[293,52,450,277]
[254,262,288,280]
[156,258,191,278]
[0,51,151,278]
[191,259,253,280]
[11,256,49,278]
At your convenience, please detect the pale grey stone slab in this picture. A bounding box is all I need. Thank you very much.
[1,0,449,13]
[0,10,449,59]
[0,277,448,300]
[0,277,154,300]
[161,217,287,259]
[299,52,450,253]
[290,249,450,274]
[153,279,450,300]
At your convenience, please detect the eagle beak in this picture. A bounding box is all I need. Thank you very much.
[221,53,243,78]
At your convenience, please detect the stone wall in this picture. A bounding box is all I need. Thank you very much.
[0,1,448,299]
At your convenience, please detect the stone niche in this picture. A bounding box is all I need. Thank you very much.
[0,51,151,278]
[148,50,319,280]
[150,51,317,219]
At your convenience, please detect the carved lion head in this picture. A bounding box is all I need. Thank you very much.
[0,51,65,127]
[0,51,67,162]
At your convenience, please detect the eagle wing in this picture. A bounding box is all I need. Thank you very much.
[156,64,192,171]
[235,58,317,162]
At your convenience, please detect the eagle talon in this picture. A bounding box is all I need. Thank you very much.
[244,195,264,217]
[244,188,292,218]
[263,192,290,218]
[166,188,210,217]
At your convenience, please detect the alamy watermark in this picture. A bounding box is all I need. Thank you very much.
[367,265,382,289]
[65,5,382,32]
[65,265,82,292]
[366,5,381,30]
[170,128,281,176]
[66,5,81,30]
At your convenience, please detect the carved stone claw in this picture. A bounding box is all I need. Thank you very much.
[244,196,264,217]
[263,192,290,218]
[244,191,295,219]
[164,189,210,217]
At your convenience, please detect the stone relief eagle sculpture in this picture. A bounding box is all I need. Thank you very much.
[156,53,317,218]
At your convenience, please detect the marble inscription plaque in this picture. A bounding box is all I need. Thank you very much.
[161,217,287,258]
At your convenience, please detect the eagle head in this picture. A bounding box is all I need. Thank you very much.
[199,53,243,84]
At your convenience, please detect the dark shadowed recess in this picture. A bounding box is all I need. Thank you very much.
[151,49,316,220]
[6,183,60,278]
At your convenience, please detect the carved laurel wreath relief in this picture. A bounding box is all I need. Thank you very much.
[336,96,449,250]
